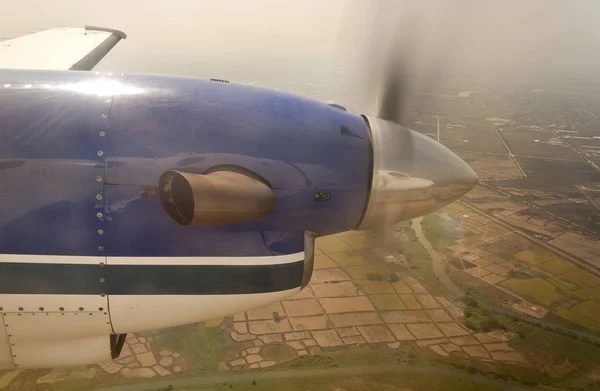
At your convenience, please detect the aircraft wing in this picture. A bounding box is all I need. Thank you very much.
[0,26,126,71]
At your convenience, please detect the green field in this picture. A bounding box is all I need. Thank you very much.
[553,307,600,332]
[514,248,554,265]
[571,300,600,324]
[499,278,565,306]
[171,371,506,391]
[579,285,600,300]
[560,269,600,288]
[537,257,577,274]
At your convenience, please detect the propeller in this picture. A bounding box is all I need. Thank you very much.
[334,1,479,229]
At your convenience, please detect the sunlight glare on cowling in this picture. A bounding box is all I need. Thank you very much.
[59,79,144,96]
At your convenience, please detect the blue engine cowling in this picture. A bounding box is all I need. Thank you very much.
[0,70,371,258]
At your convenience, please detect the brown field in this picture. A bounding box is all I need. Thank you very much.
[370,294,407,311]
[458,151,522,180]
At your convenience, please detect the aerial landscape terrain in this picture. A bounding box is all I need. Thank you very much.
[4,79,600,391]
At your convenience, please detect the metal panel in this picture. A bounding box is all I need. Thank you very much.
[105,73,370,238]
[109,288,300,334]
[0,75,110,256]
[103,184,305,256]
[4,311,112,368]
[0,294,107,313]
[0,315,13,370]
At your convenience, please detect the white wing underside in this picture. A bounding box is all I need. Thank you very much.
[0,26,126,71]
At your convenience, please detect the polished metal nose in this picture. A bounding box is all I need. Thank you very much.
[357,116,478,229]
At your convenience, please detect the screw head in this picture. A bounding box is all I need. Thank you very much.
[96,176,103,182]
[96,212,103,218]
[97,150,104,157]
[97,229,104,235]
[99,130,106,137]
[100,278,106,283]
[96,194,103,201]
[98,246,104,252]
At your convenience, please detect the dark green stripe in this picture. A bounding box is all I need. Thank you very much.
[0,261,303,295]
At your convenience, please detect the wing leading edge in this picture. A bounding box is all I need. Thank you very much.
[0,26,126,71]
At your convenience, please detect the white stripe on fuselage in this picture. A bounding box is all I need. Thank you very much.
[109,252,304,265]
[0,254,103,264]
[0,252,304,266]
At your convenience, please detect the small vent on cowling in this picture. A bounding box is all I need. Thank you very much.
[210,78,229,83]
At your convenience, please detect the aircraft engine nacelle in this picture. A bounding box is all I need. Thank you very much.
[0,70,476,369]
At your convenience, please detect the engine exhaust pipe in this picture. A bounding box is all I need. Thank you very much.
[159,169,276,226]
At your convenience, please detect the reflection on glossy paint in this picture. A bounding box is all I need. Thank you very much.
[59,79,144,96]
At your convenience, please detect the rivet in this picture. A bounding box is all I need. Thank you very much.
[98,246,104,252]
[99,130,106,137]
[7,335,10,337]
[99,262,105,267]
[99,307,104,311]
[17,314,21,316]
[96,194,103,201]
[97,150,104,157]
[0,307,3,311]
[96,176,103,182]
[18,307,23,311]
[96,212,103,218]
[101,293,106,297]
[59,307,64,311]
[100,278,106,283]
[89,313,93,316]
[102,113,108,119]
[79,307,84,311]
[12,355,16,358]
[39,307,44,311]
[105,98,111,103]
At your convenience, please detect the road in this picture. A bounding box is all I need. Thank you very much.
[493,128,527,178]
[94,364,533,391]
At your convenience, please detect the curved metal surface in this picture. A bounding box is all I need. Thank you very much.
[357,116,478,229]
[159,170,276,226]
[0,70,371,257]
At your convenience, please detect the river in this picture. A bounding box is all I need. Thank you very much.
[412,217,464,297]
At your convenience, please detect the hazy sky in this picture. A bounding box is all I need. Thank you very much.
[1,1,599,89]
